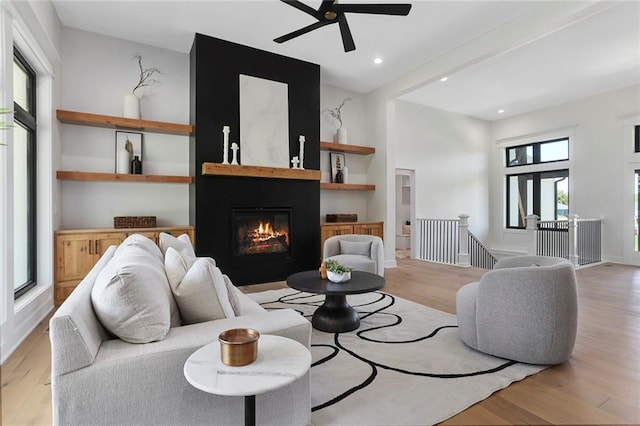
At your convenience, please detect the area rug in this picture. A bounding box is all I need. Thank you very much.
[249,288,546,425]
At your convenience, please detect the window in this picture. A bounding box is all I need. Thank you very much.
[506,138,569,167]
[13,47,37,299]
[506,170,569,228]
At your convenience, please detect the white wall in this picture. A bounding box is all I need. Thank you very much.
[59,27,190,228]
[395,100,491,238]
[489,85,640,262]
[320,84,373,223]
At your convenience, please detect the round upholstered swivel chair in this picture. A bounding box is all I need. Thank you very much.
[456,255,578,365]
[323,234,385,277]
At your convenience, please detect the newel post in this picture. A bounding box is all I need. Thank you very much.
[526,214,539,256]
[568,214,579,266]
[457,214,471,267]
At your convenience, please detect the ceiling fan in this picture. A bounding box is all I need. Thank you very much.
[274,0,412,52]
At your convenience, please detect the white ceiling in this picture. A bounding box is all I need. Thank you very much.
[51,0,640,121]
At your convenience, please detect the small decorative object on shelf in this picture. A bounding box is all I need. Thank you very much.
[325,259,352,283]
[230,142,239,165]
[131,155,142,174]
[115,131,142,173]
[342,166,349,184]
[299,135,305,169]
[330,152,346,183]
[291,156,300,169]
[222,125,230,164]
[124,52,162,119]
[322,97,351,144]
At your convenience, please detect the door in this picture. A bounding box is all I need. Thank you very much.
[55,234,95,282]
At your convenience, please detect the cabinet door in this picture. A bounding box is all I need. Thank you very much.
[95,232,126,256]
[55,234,95,282]
[353,222,384,239]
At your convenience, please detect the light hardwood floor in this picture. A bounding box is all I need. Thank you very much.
[2,259,639,425]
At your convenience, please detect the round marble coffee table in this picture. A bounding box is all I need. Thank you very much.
[183,335,311,426]
[287,270,385,333]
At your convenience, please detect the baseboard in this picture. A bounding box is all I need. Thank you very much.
[385,259,398,268]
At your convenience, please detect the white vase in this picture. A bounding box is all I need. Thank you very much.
[123,94,140,119]
[336,127,348,144]
[342,166,349,184]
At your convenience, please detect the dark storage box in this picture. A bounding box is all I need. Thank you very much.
[326,214,358,223]
[114,216,157,229]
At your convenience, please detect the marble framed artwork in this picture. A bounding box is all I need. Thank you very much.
[239,74,289,168]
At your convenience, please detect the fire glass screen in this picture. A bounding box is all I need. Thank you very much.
[232,208,291,256]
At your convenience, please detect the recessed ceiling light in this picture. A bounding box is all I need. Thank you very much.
[498,109,505,114]
[373,57,383,65]
[440,77,448,82]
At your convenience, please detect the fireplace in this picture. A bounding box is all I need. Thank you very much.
[232,208,292,261]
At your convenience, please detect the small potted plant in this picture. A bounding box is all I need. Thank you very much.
[325,259,352,283]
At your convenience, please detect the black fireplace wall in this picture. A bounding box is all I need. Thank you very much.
[189,33,320,285]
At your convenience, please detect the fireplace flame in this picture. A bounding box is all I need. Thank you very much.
[251,221,288,244]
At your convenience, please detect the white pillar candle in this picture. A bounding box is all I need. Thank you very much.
[298,135,305,169]
[117,150,130,174]
[231,142,239,165]
[222,126,230,164]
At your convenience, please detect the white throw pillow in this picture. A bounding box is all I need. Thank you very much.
[159,233,196,268]
[115,233,164,263]
[164,247,191,289]
[340,240,372,256]
[92,244,177,343]
[171,257,236,324]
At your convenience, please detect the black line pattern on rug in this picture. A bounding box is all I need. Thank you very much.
[258,289,517,412]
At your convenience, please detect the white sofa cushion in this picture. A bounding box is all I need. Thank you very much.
[169,256,238,324]
[159,232,196,268]
[92,243,177,343]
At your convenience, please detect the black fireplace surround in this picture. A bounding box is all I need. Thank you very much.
[189,34,320,285]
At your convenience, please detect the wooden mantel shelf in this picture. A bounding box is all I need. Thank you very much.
[202,163,321,181]
[320,182,376,191]
[320,141,375,155]
[56,109,192,136]
[56,171,193,184]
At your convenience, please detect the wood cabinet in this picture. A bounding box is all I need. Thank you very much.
[320,141,376,191]
[320,221,384,254]
[54,226,194,305]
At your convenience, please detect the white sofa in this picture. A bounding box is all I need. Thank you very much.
[50,240,312,425]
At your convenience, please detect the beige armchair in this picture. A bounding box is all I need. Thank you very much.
[323,234,384,276]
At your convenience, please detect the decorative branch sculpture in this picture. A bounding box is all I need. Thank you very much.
[131,52,162,96]
[323,97,351,129]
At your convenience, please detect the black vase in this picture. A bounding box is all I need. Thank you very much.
[131,156,142,174]
[335,169,343,183]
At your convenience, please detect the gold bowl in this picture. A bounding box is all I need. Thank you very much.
[218,328,260,366]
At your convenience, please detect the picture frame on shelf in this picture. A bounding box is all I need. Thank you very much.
[115,131,143,173]
[329,152,346,183]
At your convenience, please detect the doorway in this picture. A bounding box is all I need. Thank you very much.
[395,169,415,259]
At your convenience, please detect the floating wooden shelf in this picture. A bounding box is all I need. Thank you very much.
[56,109,192,136]
[320,182,376,191]
[320,141,375,155]
[202,163,321,181]
[56,171,193,184]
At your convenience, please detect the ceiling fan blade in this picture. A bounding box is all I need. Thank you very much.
[337,14,356,52]
[274,20,333,44]
[334,4,412,15]
[280,0,322,19]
